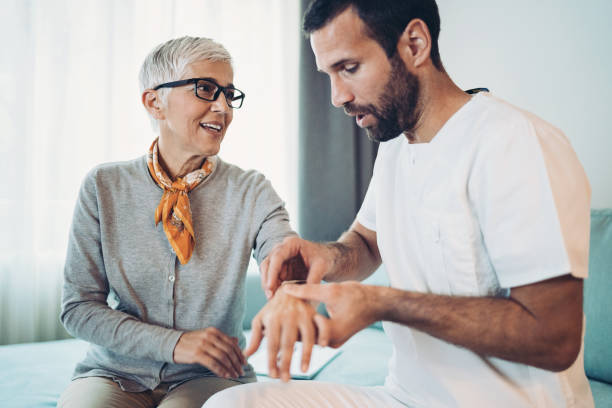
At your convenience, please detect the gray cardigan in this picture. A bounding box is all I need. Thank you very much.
[61,155,295,391]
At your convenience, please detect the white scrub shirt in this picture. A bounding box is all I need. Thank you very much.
[357,92,593,407]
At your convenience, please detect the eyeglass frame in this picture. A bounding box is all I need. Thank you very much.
[153,78,245,109]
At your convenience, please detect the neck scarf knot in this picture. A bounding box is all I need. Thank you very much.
[147,138,214,264]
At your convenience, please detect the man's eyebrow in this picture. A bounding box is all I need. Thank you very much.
[318,58,353,73]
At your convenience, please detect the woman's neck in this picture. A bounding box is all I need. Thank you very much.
[157,139,205,180]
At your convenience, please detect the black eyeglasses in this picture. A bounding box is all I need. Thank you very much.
[153,78,245,109]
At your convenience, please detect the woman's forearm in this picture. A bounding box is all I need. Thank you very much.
[61,291,182,363]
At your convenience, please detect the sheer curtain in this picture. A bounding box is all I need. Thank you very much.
[0,0,299,345]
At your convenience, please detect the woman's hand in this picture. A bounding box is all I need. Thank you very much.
[173,327,247,379]
[244,286,323,382]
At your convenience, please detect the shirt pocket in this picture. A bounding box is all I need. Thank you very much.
[415,211,452,295]
[415,209,482,296]
[438,213,482,296]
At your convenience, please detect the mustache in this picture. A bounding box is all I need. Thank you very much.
[343,103,375,117]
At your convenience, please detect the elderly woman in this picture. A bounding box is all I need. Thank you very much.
[57,36,295,407]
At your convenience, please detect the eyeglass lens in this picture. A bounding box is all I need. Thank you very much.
[195,79,243,108]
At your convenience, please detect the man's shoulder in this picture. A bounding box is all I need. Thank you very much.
[474,93,564,136]
[467,93,568,149]
[471,93,532,129]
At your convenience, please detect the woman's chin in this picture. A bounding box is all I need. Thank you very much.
[198,143,221,157]
[197,131,224,156]
[192,135,223,157]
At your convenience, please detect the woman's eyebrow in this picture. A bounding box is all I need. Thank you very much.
[197,77,236,88]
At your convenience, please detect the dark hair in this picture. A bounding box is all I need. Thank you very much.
[303,0,443,71]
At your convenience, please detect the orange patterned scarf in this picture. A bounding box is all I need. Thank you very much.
[147,138,214,264]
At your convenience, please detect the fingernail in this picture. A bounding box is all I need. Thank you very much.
[265,290,272,299]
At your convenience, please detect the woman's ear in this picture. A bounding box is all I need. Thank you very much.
[142,90,165,120]
[396,18,432,69]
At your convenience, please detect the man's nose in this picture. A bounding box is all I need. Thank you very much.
[330,78,354,108]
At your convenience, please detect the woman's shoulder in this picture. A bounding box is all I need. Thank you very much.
[83,155,148,187]
[214,157,268,187]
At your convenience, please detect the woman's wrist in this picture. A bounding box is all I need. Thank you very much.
[281,279,307,286]
[276,280,319,309]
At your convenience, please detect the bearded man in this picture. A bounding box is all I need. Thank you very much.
[204,0,594,407]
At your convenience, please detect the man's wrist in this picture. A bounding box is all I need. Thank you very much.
[364,285,396,323]
[324,242,351,280]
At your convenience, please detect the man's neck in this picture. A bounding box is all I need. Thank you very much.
[405,71,472,144]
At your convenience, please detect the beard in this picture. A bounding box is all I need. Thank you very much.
[344,54,421,142]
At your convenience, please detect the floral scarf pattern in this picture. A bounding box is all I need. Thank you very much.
[147,138,215,264]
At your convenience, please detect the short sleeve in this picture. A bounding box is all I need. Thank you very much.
[469,114,590,288]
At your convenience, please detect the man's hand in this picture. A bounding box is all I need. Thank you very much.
[260,236,337,298]
[244,286,324,382]
[284,281,379,348]
[173,327,246,379]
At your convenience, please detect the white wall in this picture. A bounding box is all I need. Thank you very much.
[438,0,612,208]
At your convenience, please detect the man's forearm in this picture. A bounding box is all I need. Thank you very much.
[324,229,381,282]
[367,276,582,372]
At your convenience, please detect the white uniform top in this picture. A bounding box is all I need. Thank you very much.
[357,92,594,407]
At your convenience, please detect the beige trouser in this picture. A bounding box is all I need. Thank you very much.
[58,375,255,408]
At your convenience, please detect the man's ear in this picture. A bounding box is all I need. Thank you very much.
[142,90,165,120]
[396,18,432,68]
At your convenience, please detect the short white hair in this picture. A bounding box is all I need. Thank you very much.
[139,36,233,131]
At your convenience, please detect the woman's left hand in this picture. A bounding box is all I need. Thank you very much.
[173,327,247,379]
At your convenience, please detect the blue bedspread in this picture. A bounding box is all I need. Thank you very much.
[0,339,89,408]
[0,328,392,408]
